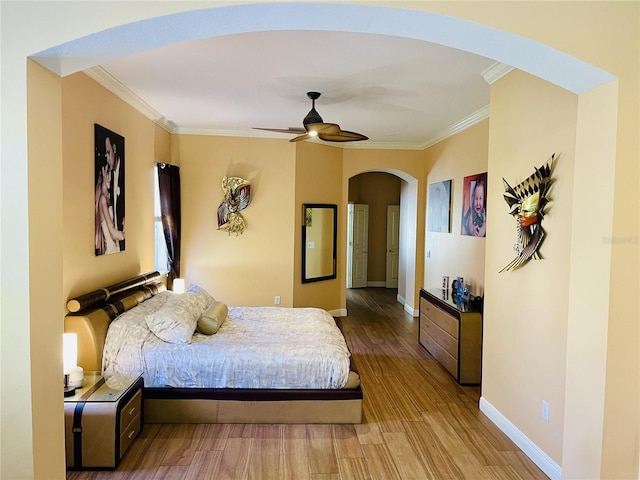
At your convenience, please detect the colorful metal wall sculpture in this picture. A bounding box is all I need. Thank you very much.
[217,176,251,235]
[500,154,554,272]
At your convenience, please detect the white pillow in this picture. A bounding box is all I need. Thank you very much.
[145,292,203,343]
[186,283,215,310]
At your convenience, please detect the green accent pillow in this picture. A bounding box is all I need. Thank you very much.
[197,301,228,335]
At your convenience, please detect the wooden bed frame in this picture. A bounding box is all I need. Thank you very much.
[64,272,363,424]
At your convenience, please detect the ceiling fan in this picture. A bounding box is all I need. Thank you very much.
[255,92,368,143]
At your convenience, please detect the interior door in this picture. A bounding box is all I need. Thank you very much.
[351,204,369,288]
[386,205,400,288]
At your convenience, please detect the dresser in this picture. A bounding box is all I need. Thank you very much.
[419,288,483,385]
[64,372,143,470]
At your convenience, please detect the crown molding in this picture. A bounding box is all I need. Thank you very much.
[84,65,488,150]
[420,105,490,149]
[482,62,515,85]
[83,66,176,133]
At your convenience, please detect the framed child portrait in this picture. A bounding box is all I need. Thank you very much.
[461,172,487,237]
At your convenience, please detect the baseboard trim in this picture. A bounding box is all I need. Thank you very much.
[479,397,561,480]
[404,303,418,317]
[329,308,347,317]
[366,281,386,287]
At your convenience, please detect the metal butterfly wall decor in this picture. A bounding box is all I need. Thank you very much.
[217,176,251,235]
[500,153,555,272]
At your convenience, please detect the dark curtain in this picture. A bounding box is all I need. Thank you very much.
[157,163,181,289]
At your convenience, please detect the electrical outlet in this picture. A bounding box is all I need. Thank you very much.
[274,295,281,305]
[541,401,550,422]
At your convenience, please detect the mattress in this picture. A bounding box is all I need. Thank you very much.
[102,293,352,389]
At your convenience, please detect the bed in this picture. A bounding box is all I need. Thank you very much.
[64,272,362,424]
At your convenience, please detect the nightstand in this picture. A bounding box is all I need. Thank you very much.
[64,372,143,470]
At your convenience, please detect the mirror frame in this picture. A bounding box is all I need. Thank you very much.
[301,203,338,284]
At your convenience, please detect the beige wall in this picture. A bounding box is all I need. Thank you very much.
[62,72,159,302]
[424,120,488,295]
[177,135,297,307]
[484,70,578,464]
[349,173,401,284]
[294,142,344,312]
[26,59,66,480]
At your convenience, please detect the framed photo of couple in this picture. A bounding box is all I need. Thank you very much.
[94,124,125,256]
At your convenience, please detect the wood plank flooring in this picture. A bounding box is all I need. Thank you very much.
[67,288,548,480]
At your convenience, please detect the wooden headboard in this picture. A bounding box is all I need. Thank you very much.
[64,272,166,371]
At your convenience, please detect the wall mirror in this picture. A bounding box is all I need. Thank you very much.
[302,203,337,283]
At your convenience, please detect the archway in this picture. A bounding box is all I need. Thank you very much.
[34,3,612,94]
[346,168,419,316]
[3,3,627,479]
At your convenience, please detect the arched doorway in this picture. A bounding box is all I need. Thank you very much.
[347,169,419,316]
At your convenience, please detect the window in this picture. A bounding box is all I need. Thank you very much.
[154,165,169,274]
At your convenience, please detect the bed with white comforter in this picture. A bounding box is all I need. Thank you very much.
[65,274,362,423]
[102,288,352,390]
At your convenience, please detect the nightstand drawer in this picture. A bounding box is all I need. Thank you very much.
[120,389,141,433]
[120,412,141,458]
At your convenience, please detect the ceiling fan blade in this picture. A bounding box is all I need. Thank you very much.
[290,133,313,142]
[318,130,369,142]
[254,127,306,134]
[306,123,341,135]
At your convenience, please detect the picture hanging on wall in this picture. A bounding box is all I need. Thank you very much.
[217,176,251,236]
[499,154,555,272]
[461,172,487,237]
[427,179,452,233]
[94,124,125,256]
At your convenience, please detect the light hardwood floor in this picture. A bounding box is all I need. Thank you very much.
[67,288,548,479]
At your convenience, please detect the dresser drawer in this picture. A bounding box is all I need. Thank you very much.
[429,306,459,339]
[119,413,141,458]
[433,324,458,358]
[119,389,141,433]
[419,326,438,357]
[420,313,436,336]
[420,297,435,318]
[436,344,458,378]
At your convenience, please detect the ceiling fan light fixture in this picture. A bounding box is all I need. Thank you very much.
[253,91,367,143]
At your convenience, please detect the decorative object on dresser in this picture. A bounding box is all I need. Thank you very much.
[64,372,143,470]
[418,288,483,385]
[500,153,555,272]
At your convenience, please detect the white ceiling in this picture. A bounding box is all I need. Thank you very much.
[93,30,497,149]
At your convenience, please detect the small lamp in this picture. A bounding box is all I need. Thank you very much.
[63,333,84,396]
[63,333,77,397]
[173,278,186,294]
